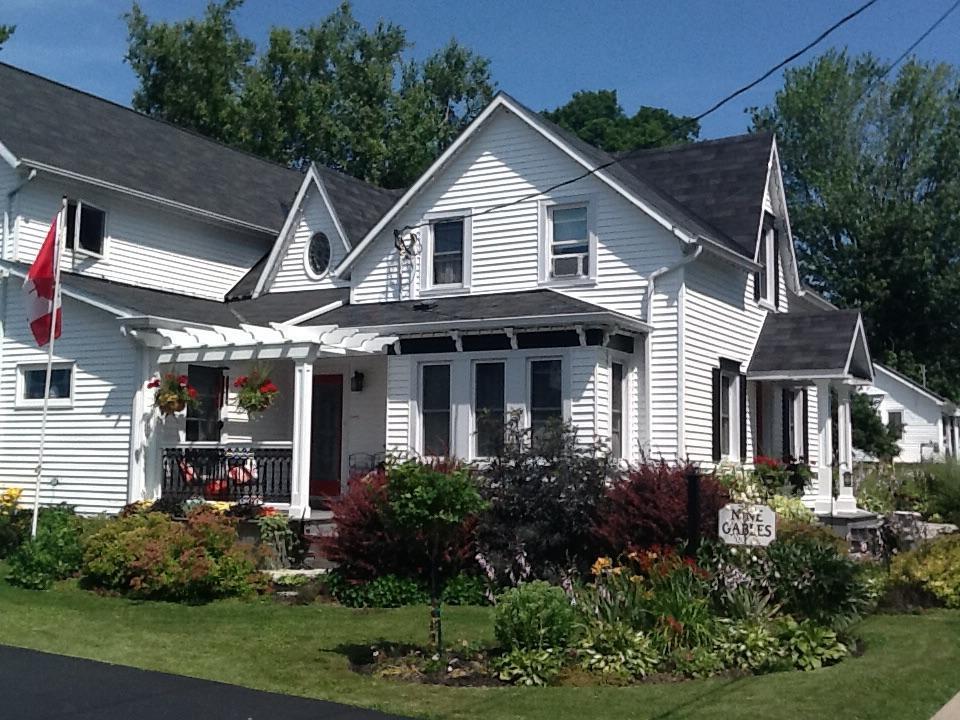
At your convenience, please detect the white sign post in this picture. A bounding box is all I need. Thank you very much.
[719,503,776,547]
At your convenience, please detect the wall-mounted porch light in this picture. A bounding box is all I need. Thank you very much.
[351,371,365,392]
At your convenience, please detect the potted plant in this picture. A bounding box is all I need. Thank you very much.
[234,366,279,416]
[148,372,199,416]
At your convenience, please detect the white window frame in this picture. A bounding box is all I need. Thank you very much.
[418,362,453,457]
[66,198,108,260]
[719,370,740,460]
[421,210,472,294]
[527,355,566,435]
[538,196,598,285]
[610,360,625,459]
[15,362,75,409]
[302,231,333,280]
[783,387,804,460]
[471,358,507,459]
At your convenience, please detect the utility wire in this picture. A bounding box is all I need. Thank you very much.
[393,0,880,241]
[879,0,960,80]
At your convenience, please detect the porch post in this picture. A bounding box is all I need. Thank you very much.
[952,417,959,458]
[813,380,833,515]
[835,384,857,514]
[127,346,159,502]
[290,359,313,519]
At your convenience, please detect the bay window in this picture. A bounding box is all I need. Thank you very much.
[421,364,452,455]
[530,359,562,439]
[474,361,505,457]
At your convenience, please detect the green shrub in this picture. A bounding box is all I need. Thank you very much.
[326,572,428,608]
[577,621,659,679]
[669,645,726,678]
[890,533,960,607]
[6,505,87,590]
[715,619,787,674]
[81,508,264,602]
[776,617,848,670]
[493,647,566,686]
[495,581,577,651]
[924,462,960,525]
[442,573,490,605]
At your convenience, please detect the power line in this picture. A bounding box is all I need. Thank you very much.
[394,0,880,241]
[880,0,960,80]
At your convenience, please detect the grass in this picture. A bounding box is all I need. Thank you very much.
[0,567,958,720]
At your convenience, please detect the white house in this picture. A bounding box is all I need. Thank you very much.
[865,363,959,463]
[0,63,874,520]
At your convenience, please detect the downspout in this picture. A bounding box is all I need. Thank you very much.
[644,235,703,460]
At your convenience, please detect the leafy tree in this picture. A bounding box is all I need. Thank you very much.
[752,50,960,401]
[542,89,699,151]
[0,24,14,51]
[851,392,901,462]
[385,460,486,651]
[124,1,494,186]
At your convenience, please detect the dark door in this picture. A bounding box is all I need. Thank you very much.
[310,374,343,497]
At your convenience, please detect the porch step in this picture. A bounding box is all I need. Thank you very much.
[299,517,337,570]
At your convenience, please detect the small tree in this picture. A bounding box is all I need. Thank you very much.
[384,459,486,651]
[852,392,901,462]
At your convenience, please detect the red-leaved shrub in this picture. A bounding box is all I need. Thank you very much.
[592,462,729,555]
[320,467,477,582]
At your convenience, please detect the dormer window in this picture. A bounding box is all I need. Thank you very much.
[66,199,105,257]
[422,212,471,292]
[755,212,778,308]
[305,232,332,278]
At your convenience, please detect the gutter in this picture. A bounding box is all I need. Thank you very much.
[3,168,37,260]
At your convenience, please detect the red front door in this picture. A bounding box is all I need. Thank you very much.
[310,374,343,497]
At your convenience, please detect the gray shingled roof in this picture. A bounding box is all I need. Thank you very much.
[302,288,638,329]
[0,62,397,239]
[8,264,348,328]
[615,132,773,258]
[748,310,870,378]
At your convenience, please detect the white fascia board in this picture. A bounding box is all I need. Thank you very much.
[768,140,803,294]
[842,314,874,383]
[747,370,849,381]
[326,310,652,336]
[0,262,131,317]
[280,299,344,327]
[873,363,946,406]
[334,92,748,277]
[310,165,352,254]
[22,159,279,236]
[698,235,762,272]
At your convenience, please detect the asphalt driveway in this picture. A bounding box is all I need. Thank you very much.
[0,645,409,719]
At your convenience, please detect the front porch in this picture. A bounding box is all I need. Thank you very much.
[123,317,396,518]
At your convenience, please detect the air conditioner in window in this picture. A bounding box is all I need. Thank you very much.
[552,253,587,278]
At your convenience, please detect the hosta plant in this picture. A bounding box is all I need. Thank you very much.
[777,617,848,670]
[577,621,659,679]
[493,647,566,686]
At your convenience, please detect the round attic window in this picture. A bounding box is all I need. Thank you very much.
[306,232,331,277]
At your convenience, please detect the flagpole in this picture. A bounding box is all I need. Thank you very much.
[30,196,67,539]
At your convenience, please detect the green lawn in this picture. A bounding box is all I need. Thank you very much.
[0,568,957,720]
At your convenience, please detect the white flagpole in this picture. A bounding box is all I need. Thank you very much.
[30,196,67,539]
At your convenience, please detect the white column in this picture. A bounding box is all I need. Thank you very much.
[812,379,833,515]
[952,418,959,458]
[835,385,857,514]
[290,359,314,519]
[127,346,150,503]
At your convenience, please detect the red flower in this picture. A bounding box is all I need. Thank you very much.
[233,375,249,388]
[187,386,198,399]
[259,381,278,394]
[177,374,189,387]
[753,455,783,469]
[147,378,160,389]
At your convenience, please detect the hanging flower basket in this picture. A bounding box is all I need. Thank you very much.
[234,366,279,416]
[149,373,199,416]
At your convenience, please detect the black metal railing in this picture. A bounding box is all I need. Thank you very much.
[161,446,292,503]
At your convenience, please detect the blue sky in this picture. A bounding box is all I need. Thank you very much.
[2,0,959,139]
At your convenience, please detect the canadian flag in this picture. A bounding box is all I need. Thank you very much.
[22,214,63,347]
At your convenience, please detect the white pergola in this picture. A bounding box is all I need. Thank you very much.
[119,316,397,517]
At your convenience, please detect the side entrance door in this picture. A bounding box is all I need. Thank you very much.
[310,374,343,498]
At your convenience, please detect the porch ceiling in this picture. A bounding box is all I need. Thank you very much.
[120,316,398,363]
[747,309,873,383]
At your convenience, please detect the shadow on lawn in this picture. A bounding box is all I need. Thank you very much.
[647,676,747,720]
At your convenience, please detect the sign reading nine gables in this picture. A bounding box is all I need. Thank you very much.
[718,503,776,547]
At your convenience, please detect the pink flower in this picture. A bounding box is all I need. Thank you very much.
[177,374,188,387]
[147,378,160,389]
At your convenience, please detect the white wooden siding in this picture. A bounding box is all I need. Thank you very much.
[0,291,136,513]
[268,188,350,294]
[13,176,270,301]
[386,355,413,456]
[350,109,680,318]
[570,346,602,447]
[648,271,680,459]
[871,372,944,463]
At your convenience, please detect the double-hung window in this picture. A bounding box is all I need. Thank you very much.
[66,199,106,256]
[474,362,505,457]
[755,213,778,307]
[530,359,562,441]
[887,410,904,440]
[185,366,224,442]
[547,204,590,279]
[611,362,624,458]
[714,359,743,462]
[430,218,465,287]
[18,363,73,407]
[719,372,734,457]
[421,364,452,456]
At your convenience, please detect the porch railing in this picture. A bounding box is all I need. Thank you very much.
[161,446,293,503]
